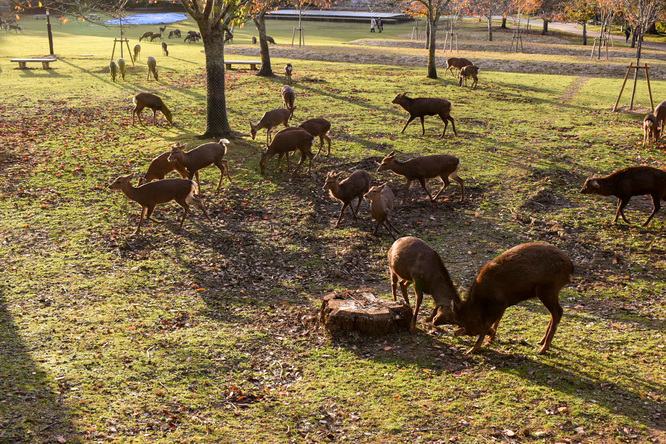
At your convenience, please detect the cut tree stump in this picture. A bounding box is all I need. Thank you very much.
[320,290,412,335]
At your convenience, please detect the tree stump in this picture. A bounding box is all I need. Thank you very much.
[320,290,412,336]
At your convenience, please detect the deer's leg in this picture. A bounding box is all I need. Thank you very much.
[433,176,450,200]
[352,196,362,220]
[643,194,662,226]
[411,279,425,331]
[175,198,190,229]
[325,135,332,156]
[615,197,631,223]
[384,218,398,240]
[134,206,149,234]
[450,172,465,201]
[335,202,349,227]
[398,280,410,305]
[186,195,212,223]
[145,204,163,224]
[417,177,435,201]
[536,285,563,354]
[448,116,457,136]
[152,109,158,125]
[401,115,416,133]
[486,310,505,344]
[194,171,202,193]
[466,333,486,355]
[419,116,426,136]
[403,180,413,203]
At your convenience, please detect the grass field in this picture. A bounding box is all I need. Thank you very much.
[0,13,664,444]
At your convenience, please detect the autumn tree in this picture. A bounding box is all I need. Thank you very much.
[465,0,511,41]
[561,0,596,44]
[402,0,451,79]
[536,0,562,34]
[248,0,280,76]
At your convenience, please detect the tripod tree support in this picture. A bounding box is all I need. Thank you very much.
[612,63,654,112]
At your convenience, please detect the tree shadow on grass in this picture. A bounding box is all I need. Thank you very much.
[0,289,78,442]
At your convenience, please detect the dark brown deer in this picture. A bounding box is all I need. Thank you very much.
[437,243,573,355]
[643,114,660,146]
[259,128,314,174]
[139,31,153,42]
[323,170,371,227]
[284,63,293,85]
[364,183,398,239]
[653,100,666,135]
[580,166,666,226]
[168,139,232,193]
[250,108,292,145]
[458,65,480,89]
[139,149,189,186]
[299,118,332,157]
[388,236,460,331]
[108,173,212,235]
[150,33,163,42]
[161,41,169,56]
[392,93,457,138]
[377,152,464,203]
[281,85,296,116]
[132,92,172,126]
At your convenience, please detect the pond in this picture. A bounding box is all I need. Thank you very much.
[103,13,188,26]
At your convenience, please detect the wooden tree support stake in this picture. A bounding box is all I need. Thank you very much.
[111,38,135,65]
[443,31,458,52]
[612,63,654,112]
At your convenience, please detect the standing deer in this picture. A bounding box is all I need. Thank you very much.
[281,85,296,116]
[284,63,293,85]
[299,118,332,157]
[643,114,660,146]
[162,41,169,56]
[446,57,473,77]
[146,56,158,81]
[392,93,457,138]
[139,31,153,42]
[133,44,141,61]
[377,152,465,203]
[364,183,398,239]
[323,170,371,227]
[117,58,126,81]
[458,65,480,89]
[109,60,118,82]
[108,173,212,235]
[259,128,314,174]
[168,139,232,193]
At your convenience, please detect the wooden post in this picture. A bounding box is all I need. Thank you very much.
[612,63,653,112]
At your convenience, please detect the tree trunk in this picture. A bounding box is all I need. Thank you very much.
[582,22,587,45]
[427,15,438,79]
[487,15,493,41]
[541,18,549,35]
[425,19,430,49]
[630,34,644,109]
[200,24,233,138]
[253,13,274,77]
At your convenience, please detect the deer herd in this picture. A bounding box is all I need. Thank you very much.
[108,48,666,355]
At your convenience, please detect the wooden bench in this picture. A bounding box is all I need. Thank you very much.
[225,60,261,70]
[11,58,57,69]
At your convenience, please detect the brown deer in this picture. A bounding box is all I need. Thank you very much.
[653,100,666,135]
[161,41,169,56]
[643,114,660,146]
[580,166,666,226]
[108,173,212,235]
[446,57,473,77]
[146,56,158,81]
[259,128,314,174]
[323,170,371,227]
[139,31,153,42]
[377,152,464,203]
[436,243,573,355]
[388,236,460,331]
[117,58,126,81]
[133,44,141,61]
[392,93,457,138]
[364,183,398,239]
[284,63,293,85]
[299,118,332,157]
[250,108,292,145]
[458,65,480,89]
[150,33,163,42]
[139,149,189,186]
[167,139,232,193]
[132,92,172,126]
[109,60,118,82]
[281,85,296,116]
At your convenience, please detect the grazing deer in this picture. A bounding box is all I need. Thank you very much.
[580,166,666,226]
[117,58,126,81]
[323,170,371,227]
[108,173,212,235]
[139,150,189,186]
[643,114,660,146]
[388,236,459,331]
[377,152,465,203]
[458,65,480,89]
[392,93,457,138]
[133,44,141,61]
[446,57,473,77]
[162,41,169,56]
[250,108,292,145]
[146,56,158,81]
[299,118,332,157]
[109,60,118,82]
[150,33,163,42]
[281,85,296,116]
[132,92,172,126]
[438,243,573,355]
[259,128,314,174]
[139,31,153,42]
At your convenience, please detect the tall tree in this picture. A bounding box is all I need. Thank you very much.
[249,0,280,77]
[561,0,596,45]
[465,0,509,41]
[402,0,451,78]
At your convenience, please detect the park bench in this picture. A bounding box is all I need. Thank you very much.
[224,60,261,70]
[11,58,57,69]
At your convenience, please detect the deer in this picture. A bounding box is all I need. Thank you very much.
[377,152,465,203]
[266,35,276,44]
[117,58,126,81]
[299,118,332,157]
[224,29,233,43]
[435,243,573,355]
[580,166,666,226]
[446,57,473,77]
[323,170,371,227]
[364,183,398,239]
[392,93,457,138]
[167,139,232,193]
[146,56,158,81]
[259,127,314,175]
[284,63,293,85]
[133,44,141,61]
[643,114,660,146]
[250,108,292,145]
[109,60,118,82]
[458,65,480,89]
[132,92,172,126]
[654,100,666,136]
[161,41,169,56]
[150,33,163,42]
[139,149,189,186]
[387,236,460,332]
[159,25,167,33]
[108,173,212,235]
[281,85,296,116]
[168,29,181,39]
[139,31,153,42]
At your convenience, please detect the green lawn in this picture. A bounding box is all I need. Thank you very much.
[0,13,664,444]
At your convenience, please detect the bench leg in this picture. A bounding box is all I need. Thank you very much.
[225,63,231,70]
[42,62,50,69]
[18,62,27,69]
[250,64,257,70]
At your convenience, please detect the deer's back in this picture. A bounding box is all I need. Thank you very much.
[654,101,666,120]
[388,237,451,294]
[136,179,194,204]
[400,154,459,178]
[609,166,666,197]
[410,98,451,115]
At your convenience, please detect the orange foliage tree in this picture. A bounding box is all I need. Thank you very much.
[402,0,452,78]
